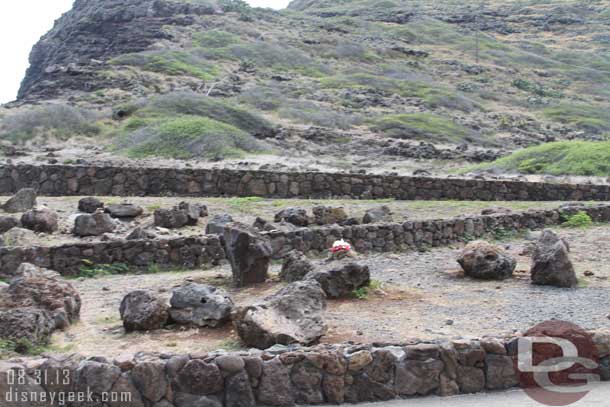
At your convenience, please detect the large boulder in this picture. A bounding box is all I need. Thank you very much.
[362,206,394,224]
[306,262,370,298]
[312,206,348,225]
[2,188,37,213]
[105,203,143,219]
[0,308,54,348]
[0,216,20,234]
[531,230,577,288]
[457,241,517,280]
[205,213,234,235]
[154,202,208,229]
[274,208,309,227]
[78,197,104,213]
[119,290,169,332]
[1,227,40,247]
[224,223,273,287]
[1,263,81,329]
[279,251,315,283]
[232,280,327,349]
[169,283,233,327]
[20,207,59,233]
[74,211,116,237]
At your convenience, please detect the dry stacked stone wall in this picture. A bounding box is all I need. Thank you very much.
[1,205,609,278]
[2,164,610,200]
[2,333,610,406]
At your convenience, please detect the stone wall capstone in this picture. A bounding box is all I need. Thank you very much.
[1,164,610,201]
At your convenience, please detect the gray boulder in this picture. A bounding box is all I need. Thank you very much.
[205,213,234,235]
[21,207,59,233]
[224,223,273,287]
[531,230,577,288]
[78,197,104,213]
[126,226,158,240]
[274,208,309,227]
[363,206,394,224]
[279,251,315,283]
[105,203,143,219]
[1,228,39,247]
[2,188,37,213]
[154,202,207,229]
[0,216,20,234]
[481,207,513,216]
[119,290,169,332]
[306,262,370,298]
[0,308,54,348]
[169,283,233,327]
[232,280,327,349]
[457,241,516,280]
[312,206,348,225]
[74,211,116,237]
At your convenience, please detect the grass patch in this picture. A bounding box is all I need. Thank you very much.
[0,338,51,356]
[369,113,473,143]
[561,211,593,228]
[111,50,219,80]
[469,141,610,176]
[78,262,130,278]
[543,103,610,134]
[351,280,382,300]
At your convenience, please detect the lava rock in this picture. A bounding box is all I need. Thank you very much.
[126,226,158,240]
[306,262,370,298]
[481,207,513,216]
[0,308,54,347]
[154,202,207,229]
[20,207,59,233]
[1,227,39,247]
[232,280,327,349]
[1,188,37,213]
[224,223,273,287]
[457,241,517,280]
[74,211,116,237]
[362,206,394,224]
[105,203,143,219]
[312,206,348,225]
[274,207,309,227]
[531,230,577,288]
[78,197,104,213]
[169,283,233,327]
[279,251,315,283]
[0,216,20,234]
[119,290,169,332]
[205,213,234,235]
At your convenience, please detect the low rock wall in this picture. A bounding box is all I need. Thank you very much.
[2,333,610,406]
[2,164,610,201]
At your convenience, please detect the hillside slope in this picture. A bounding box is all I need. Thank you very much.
[2,0,610,175]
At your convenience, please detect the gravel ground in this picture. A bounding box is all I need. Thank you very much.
[47,224,610,357]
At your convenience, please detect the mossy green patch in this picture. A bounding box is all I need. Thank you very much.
[369,113,472,143]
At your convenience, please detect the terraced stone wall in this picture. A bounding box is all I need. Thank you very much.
[2,333,610,406]
[2,164,610,201]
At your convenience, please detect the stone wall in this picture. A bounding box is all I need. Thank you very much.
[2,205,609,278]
[0,236,225,279]
[2,333,610,406]
[2,164,610,201]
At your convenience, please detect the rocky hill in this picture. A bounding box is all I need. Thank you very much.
[2,0,610,176]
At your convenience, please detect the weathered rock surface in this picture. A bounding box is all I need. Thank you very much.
[206,213,234,235]
[312,206,348,225]
[306,262,370,298]
[457,241,516,280]
[20,206,59,233]
[74,211,116,236]
[119,290,169,332]
[232,280,327,349]
[105,203,144,219]
[126,226,158,240]
[0,308,54,347]
[363,206,394,224]
[2,188,37,213]
[279,250,315,282]
[274,207,309,227]
[78,196,104,213]
[154,202,207,229]
[0,216,20,234]
[0,227,39,247]
[481,207,513,215]
[169,283,233,327]
[224,223,273,287]
[531,230,577,288]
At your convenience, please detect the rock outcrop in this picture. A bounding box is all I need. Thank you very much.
[154,202,207,229]
[119,290,169,332]
[457,241,516,280]
[1,188,37,213]
[74,211,116,236]
[233,280,327,349]
[169,283,233,328]
[224,223,273,287]
[20,207,59,233]
[279,251,315,283]
[530,230,577,288]
[306,262,371,298]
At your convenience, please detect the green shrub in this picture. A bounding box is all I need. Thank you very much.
[111,50,219,80]
[279,100,363,129]
[543,103,610,133]
[512,79,563,98]
[470,141,610,176]
[123,116,262,160]
[352,280,382,300]
[78,262,130,278]
[369,113,471,143]
[195,29,241,48]
[562,211,593,228]
[0,104,101,143]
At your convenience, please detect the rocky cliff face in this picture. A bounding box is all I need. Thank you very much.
[18,0,218,101]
